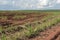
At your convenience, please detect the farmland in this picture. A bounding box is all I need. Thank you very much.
[0,10,60,40]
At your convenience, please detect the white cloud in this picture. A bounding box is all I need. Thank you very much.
[0,0,14,5]
[13,0,48,9]
[48,0,56,7]
[36,0,47,8]
[0,0,8,5]
[0,0,59,10]
[38,0,48,6]
[56,0,60,3]
[12,1,15,5]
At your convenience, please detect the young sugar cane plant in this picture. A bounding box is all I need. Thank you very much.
[25,15,60,38]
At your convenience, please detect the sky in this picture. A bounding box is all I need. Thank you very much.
[0,0,60,10]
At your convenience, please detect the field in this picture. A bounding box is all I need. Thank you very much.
[0,10,60,40]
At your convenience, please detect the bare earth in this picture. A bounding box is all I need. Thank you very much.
[29,23,60,40]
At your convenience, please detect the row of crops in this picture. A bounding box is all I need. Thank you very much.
[1,12,60,40]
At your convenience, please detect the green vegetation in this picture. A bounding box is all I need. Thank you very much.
[2,34,7,40]
[0,10,60,40]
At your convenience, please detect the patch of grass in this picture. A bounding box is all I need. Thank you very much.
[2,34,7,40]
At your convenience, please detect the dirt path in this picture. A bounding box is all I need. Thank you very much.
[29,23,60,40]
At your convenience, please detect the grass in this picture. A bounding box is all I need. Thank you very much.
[2,34,7,40]
[1,10,60,40]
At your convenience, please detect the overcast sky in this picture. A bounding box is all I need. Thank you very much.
[0,0,60,10]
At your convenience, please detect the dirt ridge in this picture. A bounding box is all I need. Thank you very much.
[30,23,60,40]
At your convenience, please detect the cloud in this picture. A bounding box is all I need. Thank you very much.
[12,1,15,5]
[13,0,57,9]
[0,0,60,10]
[0,0,8,5]
[48,0,56,7]
[56,0,60,3]
[0,0,14,5]
[36,0,48,8]
[38,0,48,5]
[12,0,49,9]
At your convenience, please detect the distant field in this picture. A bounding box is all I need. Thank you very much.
[0,10,60,40]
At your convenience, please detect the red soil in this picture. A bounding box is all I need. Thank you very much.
[29,23,60,40]
[0,13,47,25]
